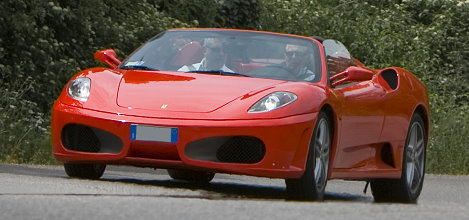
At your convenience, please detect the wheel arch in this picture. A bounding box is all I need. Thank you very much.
[413,104,430,148]
[288,103,337,178]
[319,103,337,179]
[320,104,335,138]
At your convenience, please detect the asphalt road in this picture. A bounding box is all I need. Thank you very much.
[1,163,468,220]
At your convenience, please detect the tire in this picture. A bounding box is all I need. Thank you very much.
[167,169,215,184]
[285,111,331,200]
[64,163,106,180]
[371,113,426,203]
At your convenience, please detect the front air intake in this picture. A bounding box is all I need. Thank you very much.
[61,124,123,153]
[216,136,265,163]
[185,136,265,164]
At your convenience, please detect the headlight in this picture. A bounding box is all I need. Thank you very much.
[248,92,297,113]
[67,77,91,102]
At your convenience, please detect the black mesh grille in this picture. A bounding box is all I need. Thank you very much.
[216,136,265,163]
[62,124,100,152]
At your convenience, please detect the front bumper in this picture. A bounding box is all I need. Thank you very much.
[52,102,317,179]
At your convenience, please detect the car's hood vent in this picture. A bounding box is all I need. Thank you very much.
[116,70,283,113]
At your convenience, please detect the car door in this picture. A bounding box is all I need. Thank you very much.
[323,40,385,169]
[332,81,386,169]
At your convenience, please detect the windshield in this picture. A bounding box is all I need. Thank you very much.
[120,29,322,82]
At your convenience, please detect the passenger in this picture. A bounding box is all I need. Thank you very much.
[178,38,234,72]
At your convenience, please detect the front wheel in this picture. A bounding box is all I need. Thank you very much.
[285,111,331,200]
[64,163,106,179]
[371,113,426,203]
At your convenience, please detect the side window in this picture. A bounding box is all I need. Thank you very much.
[323,39,353,76]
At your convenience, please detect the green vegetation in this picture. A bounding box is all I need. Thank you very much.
[1,0,467,174]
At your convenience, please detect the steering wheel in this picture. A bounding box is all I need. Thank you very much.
[247,65,298,81]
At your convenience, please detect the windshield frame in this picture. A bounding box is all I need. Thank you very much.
[119,29,322,83]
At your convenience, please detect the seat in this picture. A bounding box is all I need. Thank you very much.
[169,41,204,68]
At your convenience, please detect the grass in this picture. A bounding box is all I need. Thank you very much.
[426,108,469,174]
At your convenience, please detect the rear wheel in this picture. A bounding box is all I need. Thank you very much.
[167,169,215,184]
[285,111,331,200]
[371,113,426,203]
[64,163,106,179]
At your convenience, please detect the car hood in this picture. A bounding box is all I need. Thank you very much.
[117,70,285,113]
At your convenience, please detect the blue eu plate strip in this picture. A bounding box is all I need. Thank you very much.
[171,128,178,143]
[130,124,137,140]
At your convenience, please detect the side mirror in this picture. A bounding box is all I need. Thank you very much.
[94,49,121,69]
[330,66,375,87]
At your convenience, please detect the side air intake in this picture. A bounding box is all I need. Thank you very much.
[381,69,398,90]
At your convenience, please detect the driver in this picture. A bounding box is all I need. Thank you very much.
[178,38,234,72]
[283,44,316,81]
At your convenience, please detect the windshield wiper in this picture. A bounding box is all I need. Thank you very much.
[120,65,159,71]
[187,70,250,77]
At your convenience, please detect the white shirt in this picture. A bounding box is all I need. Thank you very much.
[296,67,316,81]
[178,59,234,72]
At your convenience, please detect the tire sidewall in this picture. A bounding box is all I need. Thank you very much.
[401,113,426,201]
[308,111,331,199]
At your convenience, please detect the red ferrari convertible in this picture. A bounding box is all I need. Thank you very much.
[52,28,429,203]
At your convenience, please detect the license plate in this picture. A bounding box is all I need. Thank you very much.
[130,124,178,143]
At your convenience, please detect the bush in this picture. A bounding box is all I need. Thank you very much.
[153,0,261,28]
[0,77,52,164]
[218,0,261,29]
[151,0,221,27]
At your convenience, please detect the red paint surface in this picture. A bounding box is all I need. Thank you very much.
[52,29,429,180]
